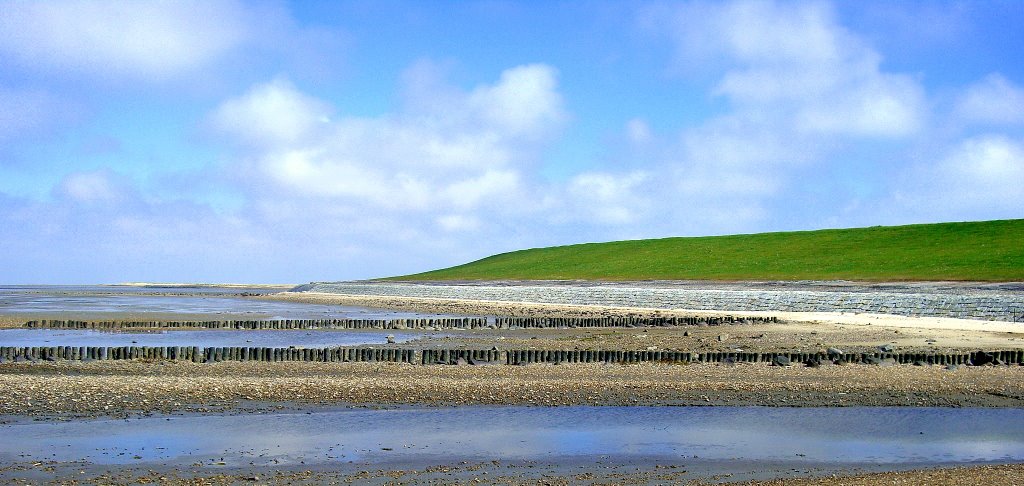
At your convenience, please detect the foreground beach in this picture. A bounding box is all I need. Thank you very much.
[2,284,1023,484]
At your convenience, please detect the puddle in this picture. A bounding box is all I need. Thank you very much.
[0,328,425,347]
[1,406,1021,469]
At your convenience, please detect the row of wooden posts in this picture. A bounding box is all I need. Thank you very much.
[0,345,415,363]
[492,316,778,328]
[1,346,1020,366]
[23,315,778,330]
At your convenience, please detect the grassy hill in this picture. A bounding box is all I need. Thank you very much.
[389,219,1024,282]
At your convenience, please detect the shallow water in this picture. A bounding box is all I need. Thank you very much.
[0,328,423,347]
[1,406,1021,469]
[0,285,463,320]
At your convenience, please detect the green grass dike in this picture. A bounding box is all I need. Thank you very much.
[390,219,1024,282]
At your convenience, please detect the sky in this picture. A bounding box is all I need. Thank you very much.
[1,0,1022,284]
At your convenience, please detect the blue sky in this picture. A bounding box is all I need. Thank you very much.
[1,0,1022,284]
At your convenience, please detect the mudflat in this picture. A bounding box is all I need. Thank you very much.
[2,360,1023,420]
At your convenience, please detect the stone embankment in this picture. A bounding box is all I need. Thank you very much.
[23,315,778,330]
[301,281,1024,322]
[2,345,1019,367]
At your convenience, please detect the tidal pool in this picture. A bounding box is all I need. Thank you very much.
[0,328,424,347]
[0,285,467,320]
[1,406,1021,471]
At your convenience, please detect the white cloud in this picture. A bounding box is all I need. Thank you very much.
[578,0,934,234]
[935,135,1024,203]
[653,0,925,139]
[442,170,521,210]
[0,1,254,81]
[209,79,332,148]
[956,74,1024,125]
[211,65,565,221]
[660,0,849,67]
[467,64,566,139]
[436,214,480,232]
[889,135,1024,220]
[567,172,649,225]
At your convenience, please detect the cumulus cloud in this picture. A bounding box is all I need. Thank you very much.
[930,135,1024,210]
[882,135,1024,223]
[660,0,925,138]
[211,64,565,222]
[956,74,1024,125]
[0,1,254,81]
[576,0,933,233]
[209,78,333,148]
[567,172,650,225]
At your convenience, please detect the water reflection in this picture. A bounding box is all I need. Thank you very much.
[1,406,1021,467]
[0,285,467,320]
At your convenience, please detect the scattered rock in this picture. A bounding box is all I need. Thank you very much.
[913,360,926,366]
[826,347,844,357]
[864,356,882,365]
[386,335,395,344]
[879,344,895,353]
[717,334,729,342]
[771,355,791,367]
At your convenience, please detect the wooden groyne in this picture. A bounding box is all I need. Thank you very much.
[0,345,414,363]
[0,346,1019,366]
[503,349,1023,366]
[492,316,777,328]
[23,315,779,330]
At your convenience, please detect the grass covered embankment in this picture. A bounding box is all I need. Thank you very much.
[392,219,1024,281]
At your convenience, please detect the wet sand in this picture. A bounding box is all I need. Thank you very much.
[2,456,1021,485]
[2,360,1023,421]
